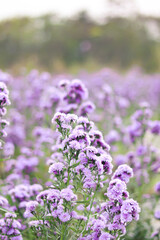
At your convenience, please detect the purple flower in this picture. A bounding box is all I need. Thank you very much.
[0,212,22,240]
[107,222,126,235]
[105,130,120,144]
[96,159,104,175]
[120,199,141,223]
[115,155,127,166]
[49,162,64,175]
[155,182,160,193]
[77,204,85,211]
[151,231,159,238]
[11,235,23,240]
[69,140,81,150]
[58,79,70,88]
[28,219,49,228]
[36,190,50,202]
[71,211,87,221]
[106,179,128,200]
[66,114,78,123]
[47,189,60,202]
[90,130,110,151]
[83,177,97,189]
[136,145,147,156]
[112,164,133,183]
[79,101,95,116]
[15,156,39,173]
[29,184,43,196]
[52,204,64,218]
[154,210,160,219]
[0,82,9,95]
[60,188,77,201]
[85,146,98,158]
[0,92,10,107]
[0,196,8,207]
[127,121,143,143]
[150,121,160,135]
[52,112,67,125]
[28,220,43,227]
[69,128,91,149]
[26,201,38,212]
[9,184,30,202]
[100,154,113,175]
[77,116,94,132]
[99,232,114,240]
[58,212,71,222]
[3,142,15,157]
[5,212,17,219]
[91,219,106,231]
[64,79,88,104]
[131,109,143,122]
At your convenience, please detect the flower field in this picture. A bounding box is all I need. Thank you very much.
[0,68,160,240]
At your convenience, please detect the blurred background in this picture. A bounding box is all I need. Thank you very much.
[0,0,160,73]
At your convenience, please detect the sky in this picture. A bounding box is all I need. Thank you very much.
[0,0,160,21]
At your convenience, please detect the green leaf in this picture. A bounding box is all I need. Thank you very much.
[69,162,80,169]
[0,207,15,214]
[76,200,90,204]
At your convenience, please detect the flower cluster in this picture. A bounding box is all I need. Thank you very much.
[104,169,140,235]
[0,212,22,240]
[0,68,159,240]
[57,79,95,116]
[22,112,140,239]
[127,102,152,143]
[0,81,10,149]
[52,112,112,190]
[79,165,140,239]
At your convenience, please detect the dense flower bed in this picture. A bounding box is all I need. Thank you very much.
[0,68,159,240]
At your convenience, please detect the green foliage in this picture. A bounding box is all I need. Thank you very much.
[0,12,160,72]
